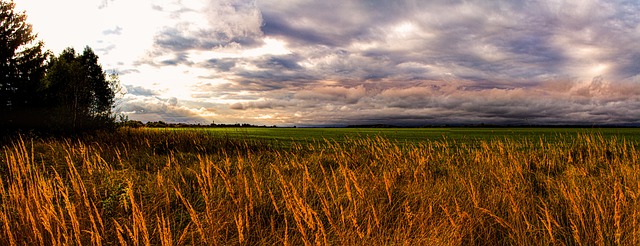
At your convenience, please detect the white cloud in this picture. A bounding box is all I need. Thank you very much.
[205,0,262,38]
[14,0,640,126]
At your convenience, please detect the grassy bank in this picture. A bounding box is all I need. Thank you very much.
[1,128,640,245]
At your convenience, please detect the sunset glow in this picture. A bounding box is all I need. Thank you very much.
[15,0,640,126]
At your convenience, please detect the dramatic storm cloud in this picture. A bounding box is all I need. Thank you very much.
[17,0,640,125]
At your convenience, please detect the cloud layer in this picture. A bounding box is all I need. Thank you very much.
[22,0,640,125]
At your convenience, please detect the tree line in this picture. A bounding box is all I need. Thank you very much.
[1,0,118,135]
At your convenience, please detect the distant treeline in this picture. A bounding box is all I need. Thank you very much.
[346,123,640,128]
[121,120,281,128]
[128,121,639,129]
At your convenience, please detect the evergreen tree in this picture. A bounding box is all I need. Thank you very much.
[0,0,48,131]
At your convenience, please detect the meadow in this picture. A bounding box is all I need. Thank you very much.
[165,127,640,146]
[1,127,640,245]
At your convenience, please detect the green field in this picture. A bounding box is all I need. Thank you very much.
[163,127,640,146]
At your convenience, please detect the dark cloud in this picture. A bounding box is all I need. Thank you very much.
[120,0,640,126]
[154,28,265,54]
[265,56,302,70]
[261,13,342,46]
[124,85,159,96]
[612,54,640,79]
[232,66,319,91]
[229,103,244,110]
[96,44,117,55]
[153,27,237,52]
[294,85,366,105]
[154,27,201,51]
[231,78,299,91]
[102,26,122,35]
[223,77,640,126]
[159,52,192,66]
[505,35,566,70]
[229,100,273,110]
[202,58,236,71]
[166,97,178,106]
[111,68,140,75]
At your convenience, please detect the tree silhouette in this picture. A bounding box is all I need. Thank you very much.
[0,0,48,131]
[1,1,118,134]
[43,47,117,132]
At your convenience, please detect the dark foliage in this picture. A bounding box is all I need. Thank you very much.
[0,1,117,135]
[0,0,48,133]
[42,47,117,133]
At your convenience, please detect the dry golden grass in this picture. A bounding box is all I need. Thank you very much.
[1,129,640,245]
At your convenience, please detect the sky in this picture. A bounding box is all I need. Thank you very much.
[14,0,640,126]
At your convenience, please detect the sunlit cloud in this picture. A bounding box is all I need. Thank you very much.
[16,0,640,126]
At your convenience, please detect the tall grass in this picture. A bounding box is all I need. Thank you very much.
[1,128,640,245]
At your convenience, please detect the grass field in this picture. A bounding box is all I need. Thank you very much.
[1,127,640,245]
[167,127,640,146]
